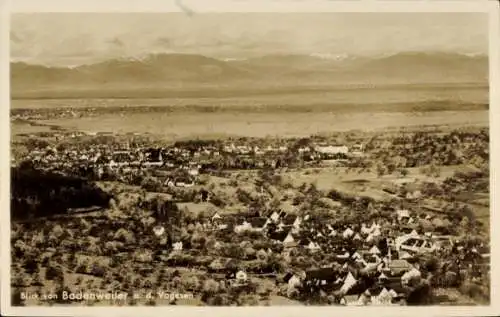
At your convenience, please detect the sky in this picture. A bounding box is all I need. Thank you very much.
[10,12,489,66]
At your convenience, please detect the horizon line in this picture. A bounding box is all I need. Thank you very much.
[9,50,489,68]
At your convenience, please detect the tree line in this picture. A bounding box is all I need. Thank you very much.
[11,163,111,220]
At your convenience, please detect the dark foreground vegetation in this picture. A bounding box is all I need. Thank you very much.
[11,163,111,220]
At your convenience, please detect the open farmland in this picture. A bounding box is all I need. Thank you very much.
[13,110,487,140]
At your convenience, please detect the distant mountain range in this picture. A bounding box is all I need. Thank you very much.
[11,51,488,97]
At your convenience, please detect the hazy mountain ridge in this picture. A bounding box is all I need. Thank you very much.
[11,51,488,94]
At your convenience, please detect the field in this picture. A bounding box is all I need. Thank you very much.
[11,121,55,136]
[11,83,488,104]
[9,110,487,139]
[11,81,488,138]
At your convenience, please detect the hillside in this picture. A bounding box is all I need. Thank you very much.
[10,52,488,99]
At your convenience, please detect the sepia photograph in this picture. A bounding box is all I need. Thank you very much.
[2,0,499,316]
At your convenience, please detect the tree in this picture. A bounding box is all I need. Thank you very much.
[90,261,107,278]
[400,169,409,177]
[256,249,268,262]
[45,264,64,282]
[11,288,25,306]
[207,294,231,306]
[244,247,256,260]
[406,281,434,305]
[190,232,206,250]
[183,276,200,292]
[376,164,387,177]
[202,278,220,302]
[458,205,475,223]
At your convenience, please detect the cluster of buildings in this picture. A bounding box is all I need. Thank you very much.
[15,133,365,182]
[161,204,488,305]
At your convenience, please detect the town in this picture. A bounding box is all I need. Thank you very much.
[11,121,490,306]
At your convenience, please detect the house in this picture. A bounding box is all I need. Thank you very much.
[388,259,412,276]
[172,241,183,251]
[279,214,301,233]
[353,233,363,241]
[153,225,165,237]
[388,289,399,298]
[295,234,308,248]
[432,217,450,230]
[356,291,372,306]
[307,241,321,252]
[175,178,195,188]
[234,220,253,234]
[283,272,302,285]
[217,224,228,231]
[293,216,302,230]
[399,251,414,260]
[304,267,339,289]
[361,223,371,235]
[406,190,422,200]
[211,212,222,221]
[340,294,361,306]
[397,209,411,222]
[378,272,389,281]
[269,211,281,222]
[342,227,355,239]
[395,234,437,254]
[316,145,349,155]
[369,245,381,255]
[188,167,200,176]
[298,147,311,153]
[399,225,417,235]
[401,267,422,286]
[365,233,375,243]
[370,287,394,306]
[352,143,364,152]
[404,183,422,200]
[370,223,382,236]
[235,270,248,283]
[269,230,296,248]
[283,272,303,292]
[283,232,297,248]
[249,217,269,232]
[432,235,454,250]
[351,251,362,261]
[354,256,369,268]
[362,253,382,267]
[208,258,227,273]
[339,271,357,294]
[328,226,338,237]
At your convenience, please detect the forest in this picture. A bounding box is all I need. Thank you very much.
[10,163,111,220]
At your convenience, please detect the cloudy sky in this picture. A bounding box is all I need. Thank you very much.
[11,12,488,66]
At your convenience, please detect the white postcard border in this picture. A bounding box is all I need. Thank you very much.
[1,1,499,316]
